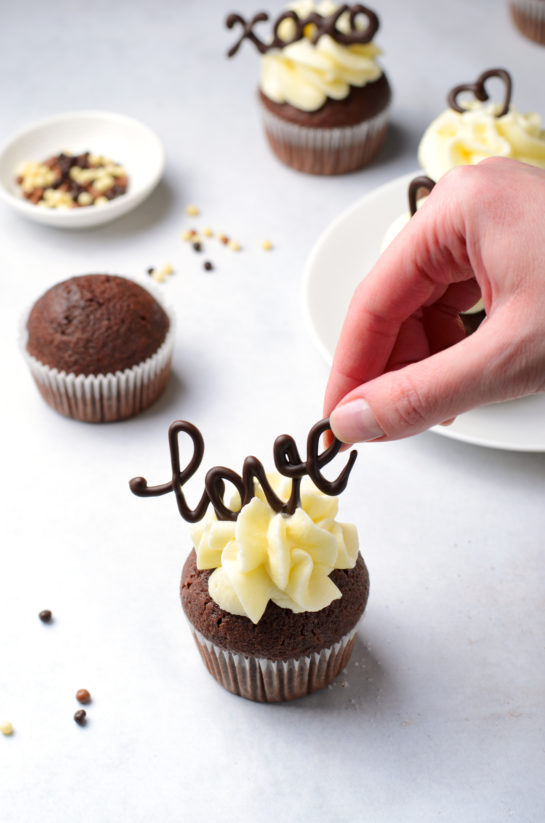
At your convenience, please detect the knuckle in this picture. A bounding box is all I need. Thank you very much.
[390,372,431,431]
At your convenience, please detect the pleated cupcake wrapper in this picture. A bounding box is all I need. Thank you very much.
[510,0,545,42]
[20,290,175,423]
[260,103,389,175]
[191,625,358,703]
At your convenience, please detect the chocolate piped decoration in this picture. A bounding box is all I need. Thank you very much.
[129,418,357,522]
[226,4,379,57]
[447,68,512,118]
[408,175,435,217]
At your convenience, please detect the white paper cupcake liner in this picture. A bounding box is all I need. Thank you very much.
[260,103,389,175]
[510,0,545,43]
[20,285,175,423]
[191,626,358,702]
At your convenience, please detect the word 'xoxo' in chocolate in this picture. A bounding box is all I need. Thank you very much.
[226,4,379,57]
[129,418,357,522]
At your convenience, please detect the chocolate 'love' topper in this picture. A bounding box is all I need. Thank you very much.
[447,68,513,119]
[129,418,357,523]
[226,4,379,57]
[408,175,435,217]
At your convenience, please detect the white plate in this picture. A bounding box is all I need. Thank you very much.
[303,171,545,452]
[0,110,164,228]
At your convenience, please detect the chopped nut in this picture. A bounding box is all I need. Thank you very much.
[181,230,194,241]
[261,240,273,251]
[77,191,93,206]
[202,227,213,238]
[152,270,166,283]
[94,196,108,206]
[159,264,173,276]
[76,689,91,705]
[185,204,200,216]
[0,722,13,736]
[228,240,241,251]
[218,234,229,245]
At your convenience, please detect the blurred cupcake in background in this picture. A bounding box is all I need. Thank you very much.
[509,0,545,45]
[226,1,391,174]
[418,68,545,180]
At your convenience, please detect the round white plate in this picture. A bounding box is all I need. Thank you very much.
[303,171,545,452]
[0,110,164,228]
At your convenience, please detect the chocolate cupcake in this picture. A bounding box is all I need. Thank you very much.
[418,68,545,181]
[23,274,174,422]
[130,419,369,702]
[227,1,391,175]
[509,0,545,45]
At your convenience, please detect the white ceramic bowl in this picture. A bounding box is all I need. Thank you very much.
[0,110,165,229]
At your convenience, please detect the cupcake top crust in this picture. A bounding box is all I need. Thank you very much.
[26,274,170,376]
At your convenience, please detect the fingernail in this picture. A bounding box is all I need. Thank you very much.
[330,399,384,443]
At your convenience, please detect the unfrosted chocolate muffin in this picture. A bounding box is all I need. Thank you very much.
[181,549,369,661]
[24,274,174,422]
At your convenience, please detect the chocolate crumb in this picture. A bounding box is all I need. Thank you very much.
[76,689,91,705]
[74,709,87,726]
[39,610,52,623]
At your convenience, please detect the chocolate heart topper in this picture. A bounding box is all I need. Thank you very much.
[129,418,357,523]
[408,175,435,217]
[447,68,513,118]
[226,4,379,58]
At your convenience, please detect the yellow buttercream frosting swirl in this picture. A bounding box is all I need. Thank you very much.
[191,475,359,624]
[260,1,383,112]
[418,101,545,180]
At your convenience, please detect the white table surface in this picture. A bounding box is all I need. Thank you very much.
[1,1,544,821]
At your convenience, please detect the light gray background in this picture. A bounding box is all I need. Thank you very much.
[1,1,544,821]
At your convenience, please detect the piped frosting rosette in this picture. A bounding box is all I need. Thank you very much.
[192,475,358,624]
[419,100,545,181]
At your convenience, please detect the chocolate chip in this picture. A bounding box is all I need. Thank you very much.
[146,267,155,275]
[39,610,52,623]
[192,242,202,252]
[203,261,213,271]
[74,709,87,726]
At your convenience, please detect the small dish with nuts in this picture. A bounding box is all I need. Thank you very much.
[0,110,164,229]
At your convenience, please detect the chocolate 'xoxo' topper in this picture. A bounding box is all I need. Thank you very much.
[226,4,379,57]
[129,418,357,522]
[447,68,512,119]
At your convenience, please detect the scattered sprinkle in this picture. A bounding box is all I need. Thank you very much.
[261,239,273,251]
[0,722,13,736]
[74,709,87,726]
[39,610,52,623]
[185,205,199,216]
[192,241,202,252]
[202,227,213,237]
[218,234,229,245]
[76,689,91,705]
[228,240,241,252]
[203,261,214,271]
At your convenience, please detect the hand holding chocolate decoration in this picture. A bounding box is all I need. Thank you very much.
[226,4,379,57]
[129,418,357,522]
[447,68,512,118]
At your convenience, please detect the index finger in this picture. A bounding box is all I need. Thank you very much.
[323,178,473,415]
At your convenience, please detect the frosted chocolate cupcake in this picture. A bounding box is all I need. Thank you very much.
[226,1,391,174]
[380,176,485,335]
[130,419,369,702]
[418,68,545,180]
[509,0,545,45]
[24,274,174,422]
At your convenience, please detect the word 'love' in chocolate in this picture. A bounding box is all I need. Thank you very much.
[129,418,357,522]
[447,68,512,119]
[226,4,379,58]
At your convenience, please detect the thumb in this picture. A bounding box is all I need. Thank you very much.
[329,315,536,443]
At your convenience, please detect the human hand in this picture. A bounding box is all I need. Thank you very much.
[324,158,545,443]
